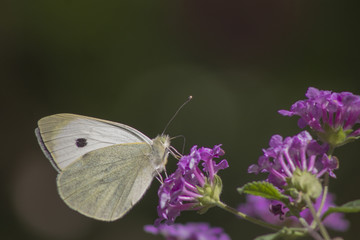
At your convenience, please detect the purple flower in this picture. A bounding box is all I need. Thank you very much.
[238,194,349,231]
[144,222,231,240]
[279,87,360,146]
[155,145,228,225]
[248,131,338,197]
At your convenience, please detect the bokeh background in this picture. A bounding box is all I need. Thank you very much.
[1,0,360,239]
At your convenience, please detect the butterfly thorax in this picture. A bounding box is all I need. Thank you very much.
[151,135,170,172]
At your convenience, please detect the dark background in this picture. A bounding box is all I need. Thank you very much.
[1,0,360,239]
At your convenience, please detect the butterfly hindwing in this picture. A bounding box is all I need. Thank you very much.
[35,114,152,171]
[57,142,156,221]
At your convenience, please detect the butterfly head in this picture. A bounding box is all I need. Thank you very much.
[151,135,171,171]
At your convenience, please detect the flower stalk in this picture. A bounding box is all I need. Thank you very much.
[304,194,331,240]
[313,173,329,229]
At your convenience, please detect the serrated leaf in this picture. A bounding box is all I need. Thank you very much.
[237,181,288,201]
[322,199,360,220]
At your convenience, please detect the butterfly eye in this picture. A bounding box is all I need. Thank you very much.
[75,138,87,148]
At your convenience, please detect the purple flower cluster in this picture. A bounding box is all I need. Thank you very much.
[248,131,338,188]
[144,222,231,240]
[238,194,349,232]
[145,87,357,240]
[155,145,229,225]
[279,87,360,139]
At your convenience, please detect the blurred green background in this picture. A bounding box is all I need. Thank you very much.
[1,0,360,239]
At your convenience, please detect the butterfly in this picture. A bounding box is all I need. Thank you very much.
[35,113,170,221]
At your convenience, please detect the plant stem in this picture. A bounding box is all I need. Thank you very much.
[304,194,331,240]
[299,217,324,240]
[312,151,333,228]
[215,201,282,231]
[314,173,329,228]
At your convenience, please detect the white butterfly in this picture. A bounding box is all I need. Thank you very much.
[35,113,170,221]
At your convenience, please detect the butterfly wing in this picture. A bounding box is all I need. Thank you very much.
[35,113,152,171]
[57,142,156,221]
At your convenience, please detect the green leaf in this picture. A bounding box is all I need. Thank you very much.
[322,199,360,221]
[237,181,288,201]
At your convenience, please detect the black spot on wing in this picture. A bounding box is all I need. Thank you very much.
[76,138,88,148]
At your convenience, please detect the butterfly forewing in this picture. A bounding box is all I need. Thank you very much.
[36,114,152,171]
[57,142,156,221]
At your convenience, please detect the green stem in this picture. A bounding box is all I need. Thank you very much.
[299,217,324,240]
[314,173,329,226]
[304,194,331,240]
[312,149,334,228]
[215,201,282,231]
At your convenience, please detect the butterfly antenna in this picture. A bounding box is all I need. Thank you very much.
[170,135,186,154]
[162,96,192,135]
